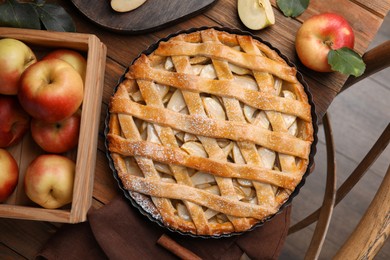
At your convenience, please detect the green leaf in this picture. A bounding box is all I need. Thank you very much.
[277,0,309,17]
[34,3,76,32]
[34,0,46,5]
[0,0,41,29]
[328,47,366,77]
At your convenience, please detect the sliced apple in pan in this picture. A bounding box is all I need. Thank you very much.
[238,0,275,30]
[111,0,147,13]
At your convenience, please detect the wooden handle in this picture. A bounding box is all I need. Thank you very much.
[157,234,202,260]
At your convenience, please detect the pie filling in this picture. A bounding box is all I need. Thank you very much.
[107,28,314,236]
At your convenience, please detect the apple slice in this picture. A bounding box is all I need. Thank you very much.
[238,0,275,30]
[111,0,147,12]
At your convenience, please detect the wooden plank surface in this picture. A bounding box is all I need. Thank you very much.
[350,0,390,17]
[0,244,25,260]
[0,218,57,257]
[0,0,389,258]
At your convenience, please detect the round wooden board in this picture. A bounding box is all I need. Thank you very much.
[71,0,218,34]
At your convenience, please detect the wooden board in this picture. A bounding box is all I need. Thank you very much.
[71,0,218,34]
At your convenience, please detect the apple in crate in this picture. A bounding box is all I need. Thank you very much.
[0,95,30,148]
[295,13,355,72]
[43,49,87,82]
[24,154,75,209]
[18,59,84,123]
[0,38,37,95]
[31,111,81,153]
[0,148,19,203]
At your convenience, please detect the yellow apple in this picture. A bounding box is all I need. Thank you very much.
[24,154,75,209]
[0,38,37,95]
[42,49,87,82]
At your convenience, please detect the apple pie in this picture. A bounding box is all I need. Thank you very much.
[106,28,315,236]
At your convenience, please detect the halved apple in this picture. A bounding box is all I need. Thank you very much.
[238,0,275,30]
[111,0,147,13]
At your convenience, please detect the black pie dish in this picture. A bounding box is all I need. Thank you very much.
[104,26,319,239]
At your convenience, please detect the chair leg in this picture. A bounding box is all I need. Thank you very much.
[288,113,337,236]
[288,123,390,234]
[304,113,337,260]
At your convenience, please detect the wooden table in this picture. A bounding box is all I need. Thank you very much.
[1,0,389,258]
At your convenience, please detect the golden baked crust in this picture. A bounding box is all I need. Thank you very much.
[107,28,314,236]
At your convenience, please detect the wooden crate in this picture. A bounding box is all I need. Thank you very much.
[0,28,107,223]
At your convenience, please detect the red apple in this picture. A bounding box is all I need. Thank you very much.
[18,59,84,123]
[0,148,19,203]
[295,13,355,72]
[0,95,30,148]
[0,38,37,95]
[31,111,81,153]
[42,49,87,82]
[24,154,75,209]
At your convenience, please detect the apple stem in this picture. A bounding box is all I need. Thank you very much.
[324,39,333,49]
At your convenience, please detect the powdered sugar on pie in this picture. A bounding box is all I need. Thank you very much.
[107,28,314,236]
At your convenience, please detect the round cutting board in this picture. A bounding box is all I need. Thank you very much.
[71,0,218,34]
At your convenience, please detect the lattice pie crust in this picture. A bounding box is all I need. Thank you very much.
[107,28,314,236]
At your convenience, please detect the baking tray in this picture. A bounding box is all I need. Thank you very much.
[104,26,318,238]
